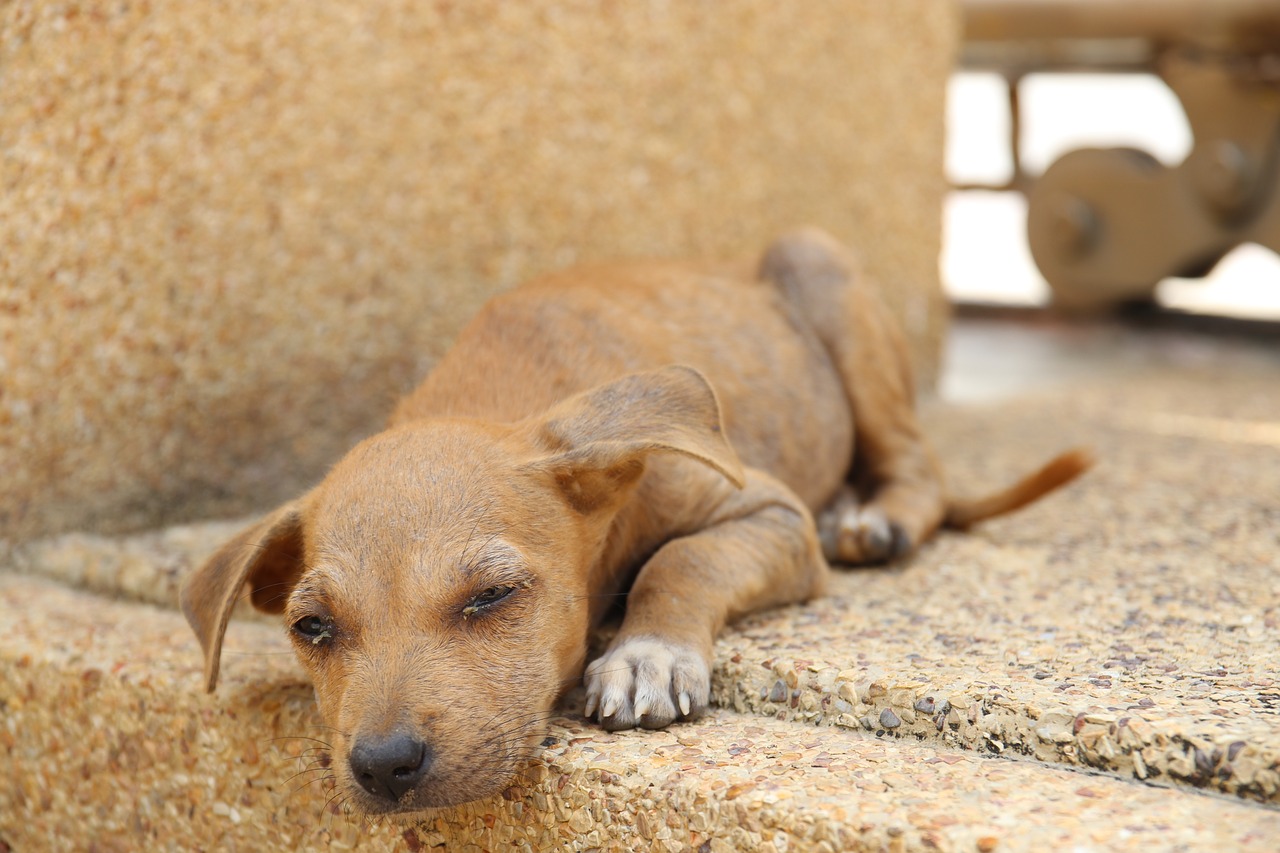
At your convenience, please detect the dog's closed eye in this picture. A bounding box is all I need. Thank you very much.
[461,585,515,618]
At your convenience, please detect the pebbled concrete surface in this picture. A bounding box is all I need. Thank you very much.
[4,574,1279,852]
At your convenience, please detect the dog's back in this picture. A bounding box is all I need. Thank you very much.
[393,259,855,510]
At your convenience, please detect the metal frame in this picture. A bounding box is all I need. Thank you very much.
[959,0,1280,309]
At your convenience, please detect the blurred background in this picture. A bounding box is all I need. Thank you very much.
[946,70,1280,316]
[947,0,1280,318]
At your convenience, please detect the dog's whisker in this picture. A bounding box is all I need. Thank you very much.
[289,764,331,780]
[285,752,331,769]
[233,568,322,607]
[267,734,333,747]
[320,783,347,824]
[480,710,564,736]
[299,753,335,768]
[458,499,495,565]
[477,696,568,727]
[460,530,504,574]
[335,794,356,829]
[480,711,564,753]
[271,736,334,775]
[287,772,335,801]
[472,709,554,742]
[281,764,333,787]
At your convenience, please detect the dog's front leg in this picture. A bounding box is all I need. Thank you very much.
[584,469,828,731]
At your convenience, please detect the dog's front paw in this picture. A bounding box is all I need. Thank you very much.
[583,636,709,731]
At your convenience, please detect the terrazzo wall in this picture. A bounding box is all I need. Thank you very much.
[0,0,956,542]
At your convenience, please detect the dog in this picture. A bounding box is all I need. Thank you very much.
[181,227,1090,813]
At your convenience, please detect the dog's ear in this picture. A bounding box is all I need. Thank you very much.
[180,501,307,692]
[524,365,745,513]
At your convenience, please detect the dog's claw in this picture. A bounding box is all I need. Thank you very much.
[583,636,709,731]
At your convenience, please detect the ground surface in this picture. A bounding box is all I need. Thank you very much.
[3,317,1279,851]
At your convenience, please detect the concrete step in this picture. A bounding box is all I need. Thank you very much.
[3,574,1278,852]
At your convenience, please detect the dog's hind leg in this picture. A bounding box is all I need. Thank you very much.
[760,227,946,564]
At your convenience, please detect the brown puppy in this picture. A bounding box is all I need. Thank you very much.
[181,228,1089,814]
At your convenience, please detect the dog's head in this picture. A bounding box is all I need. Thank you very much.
[180,366,742,813]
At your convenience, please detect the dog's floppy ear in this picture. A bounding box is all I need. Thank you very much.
[180,501,307,692]
[524,365,745,513]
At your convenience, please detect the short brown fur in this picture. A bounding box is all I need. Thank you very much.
[181,227,1090,814]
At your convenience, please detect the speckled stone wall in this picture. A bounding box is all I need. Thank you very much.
[0,1,956,542]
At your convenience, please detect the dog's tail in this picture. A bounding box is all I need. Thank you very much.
[944,448,1094,530]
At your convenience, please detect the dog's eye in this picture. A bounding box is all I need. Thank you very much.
[292,615,334,645]
[462,585,514,617]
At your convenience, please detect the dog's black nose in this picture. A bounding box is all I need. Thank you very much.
[348,734,430,802]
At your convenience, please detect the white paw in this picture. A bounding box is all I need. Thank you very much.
[583,636,709,731]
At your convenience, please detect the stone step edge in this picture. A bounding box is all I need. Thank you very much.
[7,645,1276,853]
[711,654,1280,806]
